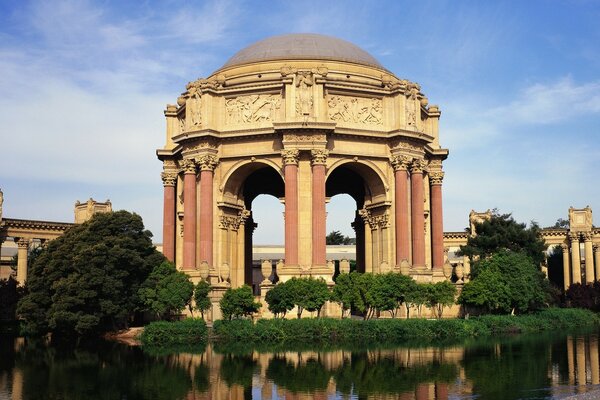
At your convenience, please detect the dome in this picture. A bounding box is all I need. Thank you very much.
[221,33,384,70]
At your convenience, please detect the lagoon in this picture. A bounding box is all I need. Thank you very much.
[1,331,599,399]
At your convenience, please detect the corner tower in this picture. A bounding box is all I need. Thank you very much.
[157,33,448,287]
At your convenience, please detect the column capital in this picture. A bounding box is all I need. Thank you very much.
[409,158,427,174]
[181,158,197,174]
[15,237,29,248]
[196,154,219,171]
[570,232,581,242]
[310,149,329,165]
[594,244,600,253]
[390,155,411,171]
[583,232,594,242]
[561,243,569,251]
[161,172,178,186]
[429,171,445,185]
[281,148,300,165]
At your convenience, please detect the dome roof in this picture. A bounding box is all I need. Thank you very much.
[221,33,384,70]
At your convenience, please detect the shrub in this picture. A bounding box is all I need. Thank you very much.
[140,318,207,345]
[219,286,261,320]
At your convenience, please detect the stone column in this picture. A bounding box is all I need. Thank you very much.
[570,233,581,284]
[182,159,197,270]
[561,243,571,291]
[410,159,426,267]
[15,237,29,284]
[595,245,600,286]
[311,149,328,267]
[198,155,218,267]
[161,171,177,262]
[429,170,445,270]
[391,155,411,265]
[282,149,300,266]
[584,233,595,283]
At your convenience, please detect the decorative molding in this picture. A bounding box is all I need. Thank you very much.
[281,149,300,165]
[225,94,281,124]
[327,95,383,125]
[390,155,411,171]
[310,149,329,165]
[429,171,444,185]
[161,172,178,187]
[196,154,219,171]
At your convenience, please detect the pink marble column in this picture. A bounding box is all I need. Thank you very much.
[161,171,177,262]
[410,159,426,267]
[430,170,445,269]
[182,160,197,270]
[198,155,218,266]
[392,155,410,265]
[311,149,328,266]
[282,149,299,266]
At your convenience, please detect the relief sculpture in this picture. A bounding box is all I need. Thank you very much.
[328,96,383,125]
[226,94,281,124]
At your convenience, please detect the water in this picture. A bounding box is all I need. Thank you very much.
[1,332,600,399]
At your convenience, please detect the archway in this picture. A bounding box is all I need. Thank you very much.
[326,162,389,273]
[221,163,284,291]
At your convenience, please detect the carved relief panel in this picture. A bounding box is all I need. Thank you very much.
[225,94,281,125]
[327,95,383,126]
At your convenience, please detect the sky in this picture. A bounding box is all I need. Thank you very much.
[1,0,599,245]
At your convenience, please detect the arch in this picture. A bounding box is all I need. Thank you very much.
[220,159,284,201]
[326,159,389,205]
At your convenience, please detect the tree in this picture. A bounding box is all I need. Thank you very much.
[407,283,428,318]
[17,211,165,337]
[425,281,457,319]
[139,261,194,320]
[286,277,330,318]
[459,212,547,266]
[387,273,418,318]
[194,280,212,319]
[462,250,549,314]
[331,273,358,318]
[219,285,261,320]
[351,272,375,319]
[0,277,25,322]
[549,218,569,229]
[368,274,397,318]
[326,230,356,245]
[265,282,295,318]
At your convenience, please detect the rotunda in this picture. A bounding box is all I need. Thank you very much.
[157,33,448,299]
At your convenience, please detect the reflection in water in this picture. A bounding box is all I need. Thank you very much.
[2,332,600,399]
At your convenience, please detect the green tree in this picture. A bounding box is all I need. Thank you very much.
[407,283,428,318]
[459,212,547,265]
[464,250,548,314]
[331,273,358,318]
[194,280,212,319]
[386,273,418,318]
[265,282,295,318]
[0,277,25,322]
[219,285,261,320]
[425,281,457,319]
[326,230,356,245]
[17,211,165,337]
[286,277,330,318]
[139,261,194,320]
[459,268,512,314]
[368,274,397,318]
[351,272,375,319]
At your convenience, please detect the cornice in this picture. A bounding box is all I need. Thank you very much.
[2,218,74,232]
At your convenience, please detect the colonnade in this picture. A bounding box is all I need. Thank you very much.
[161,148,446,277]
[561,232,600,290]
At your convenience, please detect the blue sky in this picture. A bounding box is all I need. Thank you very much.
[1,0,599,244]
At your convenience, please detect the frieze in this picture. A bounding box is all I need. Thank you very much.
[284,133,327,142]
[226,94,281,124]
[328,95,383,125]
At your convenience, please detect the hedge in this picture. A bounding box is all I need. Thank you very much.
[140,318,207,346]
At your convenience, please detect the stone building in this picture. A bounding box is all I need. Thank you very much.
[157,33,449,291]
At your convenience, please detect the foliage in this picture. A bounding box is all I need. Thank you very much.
[549,217,570,229]
[0,277,25,322]
[565,282,600,310]
[460,250,549,314]
[138,261,194,320]
[285,277,330,318]
[331,273,358,318]
[386,273,418,318]
[194,280,212,319]
[406,283,428,318]
[140,318,208,345]
[265,282,295,318]
[209,308,599,345]
[326,230,355,245]
[425,281,457,319]
[17,211,165,337]
[219,285,261,320]
[367,274,397,318]
[459,211,547,265]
